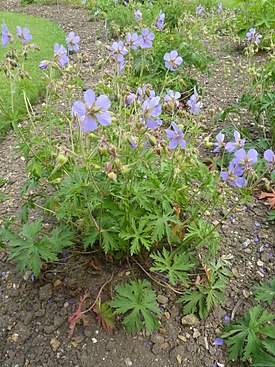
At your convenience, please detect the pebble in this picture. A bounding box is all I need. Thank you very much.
[157,294,169,304]
[125,357,133,366]
[242,290,250,299]
[39,284,53,301]
[231,267,240,278]
[181,314,200,326]
[178,335,187,342]
[193,329,201,338]
[50,337,60,352]
[151,335,165,344]
[257,260,264,267]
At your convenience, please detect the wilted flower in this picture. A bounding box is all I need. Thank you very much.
[246,28,262,44]
[196,5,204,15]
[126,92,136,105]
[232,148,258,169]
[110,41,128,61]
[66,31,80,52]
[72,89,111,132]
[138,29,155,49]
[264,149,275,172]
[156,11,165,30]
[224,315,231,323]
[134,10,142,20]
[165,122,186,149]
[39,60,50,70]
[141,96,162,129]
[225,130,245,153]
[164,90,181,108]
[125,32,139,50]
[213,338,224,346]
[54,43,69,67]
[1,24,12,48]
[187,87,203,115]
[213,132,225,153]
[16,26,32,43]
[221,162,247,188]
[217,3,222,14]
[163,50,183,71]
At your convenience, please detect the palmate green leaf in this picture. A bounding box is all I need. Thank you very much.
[150,248,194,286]
[253,278,275,305]
[252,349,275,367]
[146,212,181,243]
[177,289,207,319]
[119,220,152,255]
[109,280,160,334]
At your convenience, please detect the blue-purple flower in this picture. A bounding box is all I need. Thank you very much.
[196,5,204,15]
[126,93,136,105]
[165,122,186,149]
[232,148,258,169]
[138,29,155,49]
[221,162,247,188]
[66,31,80,52]
[156,11,165,30]
[110,41,128,61]
[134,10,142,20]
[39,60,50,70]
[246,28,262,44]
[213,132,225,153]
[141,96,162,129]
[213,338,224,346]
[125,32,139,50]
[187,87,203,115]
[217,3,223,14]
[16,26,32,43]
[164,90,181,108]
[137,84,155,102]
[225,130,245,153]
[54,43,69,67]
[264,149,275,172]
[164,50,183,71]
[1,24,12,48]
[72,89,112,132]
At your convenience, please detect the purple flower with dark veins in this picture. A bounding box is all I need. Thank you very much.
[54,43,69,67]
[213,132,225,152]
[196,5,204,15]
[141,96,162,129]
[138,29,155,49]
[187,87,203,115]
[16,26,32,43]
[66,31,80,52]
[164,50,183,71]
[134,10,142,20]
[264,149,275,172]
[221,162,247,188]
[156,11,165,30]
[246,28,262,44]
[225,130,245,153]
[213,338,224,346]
[125,32,139,50]
[72,89,112,132]
[110,41,128,62]
[165,122,186,149]
[232,148,258,169]
[164,90,181,107]
[1,24,12,48]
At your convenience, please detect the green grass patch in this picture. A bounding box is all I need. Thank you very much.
[0,11,65,137]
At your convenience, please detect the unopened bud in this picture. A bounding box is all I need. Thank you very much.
[107,172,117,182]
[56,154,68,165]
[148,135,157,146]
[108,145,117,156]
[114,158,122,171]
[98,146,108,156]
[121,165,131,174]
[105,162,112,174]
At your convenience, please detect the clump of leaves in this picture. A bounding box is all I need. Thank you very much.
[150,248,195,286]
[109,280,160,334]
[253,278,275,306]
[177,258,231,319]
[93,300,115,333]
[0,220,74,277]
[221,305,275,362]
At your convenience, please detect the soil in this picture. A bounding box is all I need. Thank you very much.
[0,1,274,367]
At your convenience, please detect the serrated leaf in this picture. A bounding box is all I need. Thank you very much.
[93,300,115,332]
[253,278,275,305]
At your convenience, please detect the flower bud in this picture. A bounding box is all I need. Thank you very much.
[56,154,68,165]
[107,172,117,182]
[114,158,122,171]
[105,161,113,174]
[108,145,117,156]
[98,146,108,156]
[121,165,131,174]
[148,135,157,146]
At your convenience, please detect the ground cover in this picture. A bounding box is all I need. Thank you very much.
[0,11,65,136]
[0,1,274,367]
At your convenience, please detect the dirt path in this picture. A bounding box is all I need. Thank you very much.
[0,2,274,367]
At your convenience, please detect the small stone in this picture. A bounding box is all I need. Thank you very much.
[50,337,60,352]
[163,311,170,319]
[242,290,250,299]
[159,328,167,334]
[178,335,187,342]
[106,339,116,351]
[176,354,182,364]
[181,314,200,326]
[152,344,162,355]
[231,267,240,278]
[257,260,264,267]
[160,342,169,350]
[54,279,62,287]
[125,357,133,366]
[151,335,165,344]
[64,302,69,308]
[157,294,169,304]
[257,271,265,278]
[92,338,97,344]
[9,333,19,342]
[39,284,53,301]
[193,329,201,338]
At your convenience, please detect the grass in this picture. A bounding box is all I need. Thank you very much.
[0,11,65,137]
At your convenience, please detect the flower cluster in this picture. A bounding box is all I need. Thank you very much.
[187,87,203,115]
[246,28,262,44]
[66,31,80,52]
